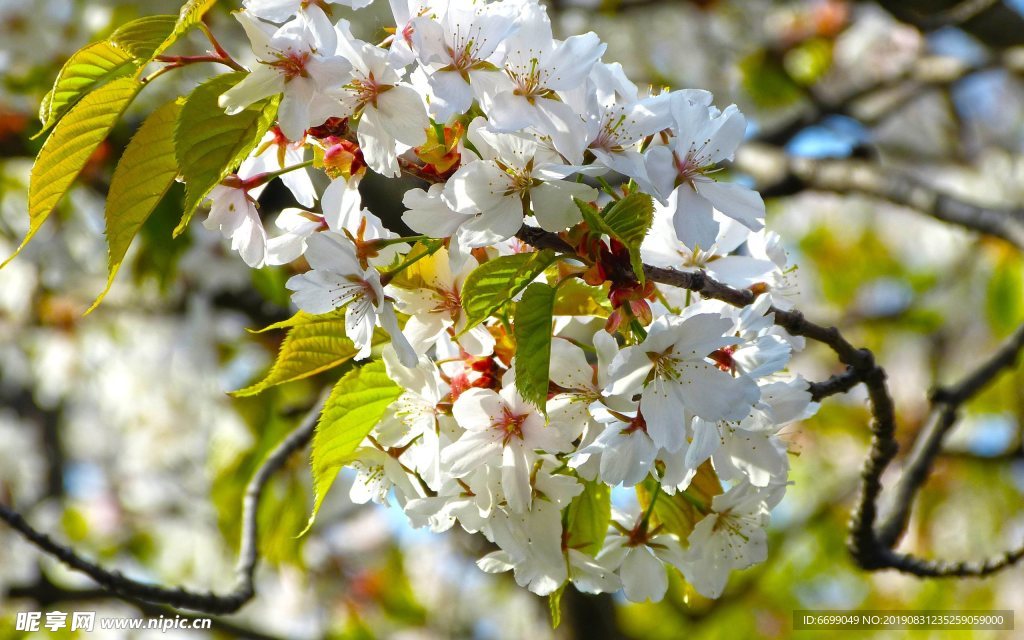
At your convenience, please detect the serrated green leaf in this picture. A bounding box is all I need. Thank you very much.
[574,197,605,234]
[566,479,611,557]
[303,361,402,534]
[574,194,653,283]
[172,0,218,38]
[548,585,565,629]
[461,249,557,330]
[149,0,219,60]
[231,316,373,397]
[36,41,136,135]
[38,89,53,124]
[514,282,555,410]
[245,310,339,334]
[174,72,278,236]
[109,15,179,61]
[5,77,140,268]
[602,192,654,283]
[88,98,183,313]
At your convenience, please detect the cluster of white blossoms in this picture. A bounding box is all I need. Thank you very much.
[204,0,819,602]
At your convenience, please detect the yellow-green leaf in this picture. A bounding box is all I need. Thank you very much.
[548,585,565,629]
[151,0,219,60]
[986,252,1024,337]
[246,309,345,335]
[553,279,610,317]
[461,249,557,331]
[36,41,136,135]
[174,72,278,236]
[303,361,402,534]
[602,192,654,283]
[638,462,722,543]
[6,77,140,268]
[231,316,371,397]
[109,14,179,61]
[172,0,218,38]
[88,98,183,313]
[513,282,555,410]
[566,479,611,556]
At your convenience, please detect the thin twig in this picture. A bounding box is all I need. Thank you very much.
[6,574,285,640]
[0,391,327,614]
[877,322,1024,547]
[735,144,1024,250]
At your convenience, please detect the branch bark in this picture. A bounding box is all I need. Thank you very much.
[0,391,327,614]
[736,144,1024,250]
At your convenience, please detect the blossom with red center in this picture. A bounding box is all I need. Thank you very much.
[443,382,575,513]
[219,10,353,140]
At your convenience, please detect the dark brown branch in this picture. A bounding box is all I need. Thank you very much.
[0,391,327,614]
[736,144,1024,250]
[6,573,284,640]
[518,221,1024,578]
[877,321,1024,547]
[875,0,1024,50]
[808,368,863,402]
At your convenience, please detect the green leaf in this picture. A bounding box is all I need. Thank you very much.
[638,462,722,542]
[148,0,219,61]
[304,361,402,533]
[171,0,218,39]
[174,72,279,236]
[513,282,555,410]
[565,479,611,556]
[548,585,565,629]
[109,15,179,61]
[36,41,136,135]
[5,77,140,268]
[245,310,339,334]
[553,279,610,317]
[574,193,654,283]
[739,49,803,109]
[38,89,53,125]
[602,192,654,283]
[575,197,605,234]
[231,315,373,397]
[987,253,1024,337]
[88,97,183,313]
[461,249,557,331]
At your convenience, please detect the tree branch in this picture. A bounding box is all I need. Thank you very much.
[876,321,1024,547]
[517,222,1024,578]
[6,573,285,640]
[736,144,1024,250]
[0,391,327,614]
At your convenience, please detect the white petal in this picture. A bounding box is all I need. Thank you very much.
[694,180,765,232]
[620,547,668,602]
[219,67,283,114]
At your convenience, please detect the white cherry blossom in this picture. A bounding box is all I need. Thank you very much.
[412,0,518,121]
[606,313,760,451]
[332,23,429,176]
[443,381,575,513]
[219,11,352,141]
[645,90,765,250]
[443,125,596,240]
[480,2,605,162]
[285,231,416,365]
[203,182,268,268]
[682,481,785,598]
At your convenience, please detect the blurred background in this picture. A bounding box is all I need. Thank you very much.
[2,0,1024,638]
